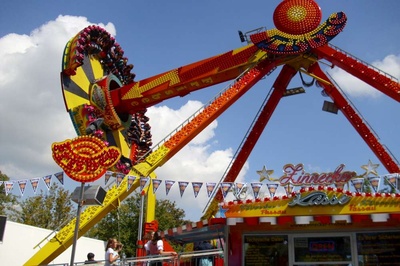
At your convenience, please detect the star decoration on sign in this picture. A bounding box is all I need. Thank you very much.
[217,205,228,218]
[361,159,380,177]
[257,165,276,182]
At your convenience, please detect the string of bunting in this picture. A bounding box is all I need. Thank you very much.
[2,171,400,200]
[0,171,218,198]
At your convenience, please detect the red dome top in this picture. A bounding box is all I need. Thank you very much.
[273,0,322,35]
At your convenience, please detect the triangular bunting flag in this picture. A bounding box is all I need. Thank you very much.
[105,171,113,185]
[235,182,245,193]
[267,183,279,197]
[152,179,162,194]
[368,176,380,193]
[233,182,246,199]
[127,175,136,190]
[384,173,399,193]
[116,173,125,187]
[191,182,203,198]
[4,181,14,196]
[18,179,28,196]
[42,175,52,190]
[54,172,64,185]
[220,182,233,199]
[30,178,40,194]
[251,182,263,199]
[284,184,293,196]
[351,177,365,193]
[206,182,216,197]
[139,177,149,192]
[165,180,175,196]
[178,181,189,197]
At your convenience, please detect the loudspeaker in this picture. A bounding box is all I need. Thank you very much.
[322,100,339,114]
[71,185,107,205]
[0,215,6,242]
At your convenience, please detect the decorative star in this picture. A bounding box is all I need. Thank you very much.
[257,165,275,182]
[217,206,228,218]
[361,160,380,177]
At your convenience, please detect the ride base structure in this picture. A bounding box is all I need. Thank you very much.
[24,0,399,265]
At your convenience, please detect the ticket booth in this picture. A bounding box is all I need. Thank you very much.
[162,164,400,266]
[163,215,400,265]
[222,165,400,266]
[226,214,400,266]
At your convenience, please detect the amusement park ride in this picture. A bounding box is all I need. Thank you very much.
[25,0,400,265]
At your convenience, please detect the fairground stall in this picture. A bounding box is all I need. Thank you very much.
[23,0,400,264]
[162,162,400,266]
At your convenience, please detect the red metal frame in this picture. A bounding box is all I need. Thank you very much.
[27,1,400,264]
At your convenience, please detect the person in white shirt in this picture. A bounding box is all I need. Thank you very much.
[105,238,122,266]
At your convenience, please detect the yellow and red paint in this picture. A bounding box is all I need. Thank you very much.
[26,1,400,264]
[62,25,134,85]
[273,0,322,35]
[140,59,279,170]
[108,0,346,113]
[61,25,157,171]
[51,135,121,182]
[112,45,263,114]
[59,0,347,178]
[222,186,400,218]
[90,75,132,131]
[251,0,346,54]
[60,0,348,140]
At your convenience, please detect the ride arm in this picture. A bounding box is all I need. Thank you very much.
[202,64,298,220]
[24,56,280,266]
[314,44,400,102]
[110,44,266,114]
[308,62,400,173]
[134,58,281,172]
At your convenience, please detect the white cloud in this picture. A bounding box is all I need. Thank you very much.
[146,102,250,220]
[2,14,396,221]
[0,15,241,221]
[374,54,400,79]
[146,100,217,146]
[0,16,115,179]
[328,54,400,98]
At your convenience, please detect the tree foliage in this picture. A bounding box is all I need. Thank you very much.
[87,192,190,257]
[10,183,75,230]
[0,171,19,216]
[154,198,188,231]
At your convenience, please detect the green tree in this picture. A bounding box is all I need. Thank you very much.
[0,171,19,216]
[155,198,188,231]
[87,192,190,257]
[11,182,75,230]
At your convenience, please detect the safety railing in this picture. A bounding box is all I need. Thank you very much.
[328,43,398,83]
[47,249,224,266]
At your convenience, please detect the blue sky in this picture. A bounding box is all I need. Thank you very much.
[0,0,399,221]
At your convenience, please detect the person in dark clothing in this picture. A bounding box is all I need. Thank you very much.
[194,240,214,266]
[84,252,97,264]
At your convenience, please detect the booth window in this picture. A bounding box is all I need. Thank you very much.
[243,234,288,266]
[293,236,352,265]
[356,231,400,265]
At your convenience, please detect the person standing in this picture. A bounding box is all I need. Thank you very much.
[144,231,177,266]
[194,240,214,266]
[105,238,122,266]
